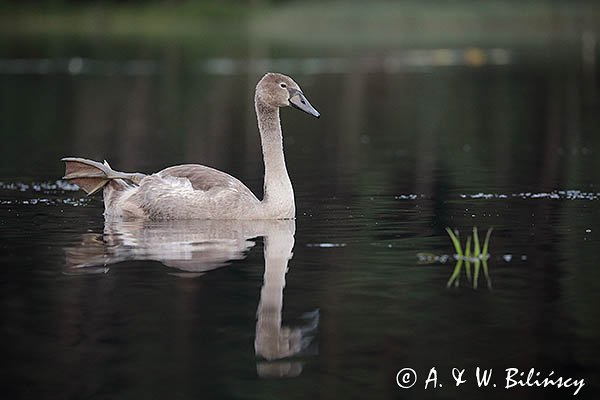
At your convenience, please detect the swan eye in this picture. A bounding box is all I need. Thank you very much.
[280,83,287,88]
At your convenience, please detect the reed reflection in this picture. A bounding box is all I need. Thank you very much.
[64,219,317,377]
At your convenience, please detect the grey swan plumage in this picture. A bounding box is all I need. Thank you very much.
[61,73,320,220]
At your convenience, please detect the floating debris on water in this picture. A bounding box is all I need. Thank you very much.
[460,190,600,200]
[462,193,508,199]
[0,180,88,207]
[394,190,600,201]
[0,182,29,192]
[306,243,347,248]
[0,197,90,207]
[394,194,421,200]
[419,253,527,265]
[0,180,80,192]
[417,253,451,264]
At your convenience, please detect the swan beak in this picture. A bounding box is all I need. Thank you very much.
[289,90,320,118]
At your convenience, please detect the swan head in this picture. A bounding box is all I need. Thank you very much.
[256,72,320,118]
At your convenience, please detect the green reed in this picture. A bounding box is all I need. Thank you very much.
[445,227,493,289]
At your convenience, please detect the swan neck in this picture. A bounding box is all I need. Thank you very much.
[255,99,294,217]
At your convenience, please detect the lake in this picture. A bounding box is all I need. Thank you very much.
[1,24,599,399]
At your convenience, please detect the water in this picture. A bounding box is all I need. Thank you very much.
[1,34,600,399]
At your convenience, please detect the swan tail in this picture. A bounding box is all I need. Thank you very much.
[61,157,146,195]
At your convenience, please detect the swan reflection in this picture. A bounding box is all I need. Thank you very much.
[65,219,317,377]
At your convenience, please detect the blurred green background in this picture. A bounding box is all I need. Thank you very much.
[1,0,599,55]
[1,0,599,186]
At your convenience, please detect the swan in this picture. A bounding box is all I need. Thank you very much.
[61,72,320,220]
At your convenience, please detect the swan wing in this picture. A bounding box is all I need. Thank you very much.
[157,164,258,199]
[109,164,261,219]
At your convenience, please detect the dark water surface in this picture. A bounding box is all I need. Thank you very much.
[1,36,600,399]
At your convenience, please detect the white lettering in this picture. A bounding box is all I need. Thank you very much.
[424,367,438,389]
[476,367,493,387]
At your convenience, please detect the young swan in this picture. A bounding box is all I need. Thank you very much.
[62,73,320,220]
